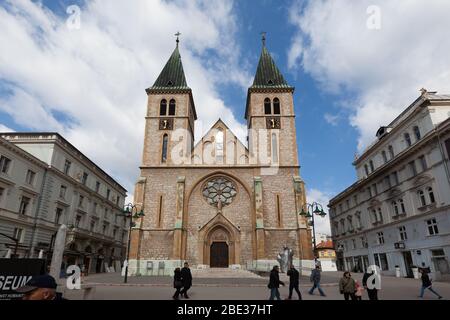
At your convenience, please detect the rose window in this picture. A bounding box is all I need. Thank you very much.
[202,177,237,208]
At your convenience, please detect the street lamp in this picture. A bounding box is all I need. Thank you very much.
[118,203,144,283]
[299,202,327,261]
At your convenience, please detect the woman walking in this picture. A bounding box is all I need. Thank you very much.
[339,271,357,300]
[173,267,183,300]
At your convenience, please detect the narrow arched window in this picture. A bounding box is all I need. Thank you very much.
[388,145,394,159]
[215,129,224,163]
[169,99,176,116]
[427,187,435,204]
[369,160,375,172]
[272,133,278,163]
[273,98,280,115]
[364,164,369,176]
[161,134,168,163]
[404,133,412,147]
[413,126,421,141]
[418,190,426,207]
[264,98,271,115]
[160,99,167,116]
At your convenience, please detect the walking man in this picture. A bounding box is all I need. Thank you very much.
[268,265,285,300]
[308,265,326,296]
[418,268,443,299]
[180,262,193,299]
[286,265,302,300]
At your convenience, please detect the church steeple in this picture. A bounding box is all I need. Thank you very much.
[251,40,292,89]
[149,45,189,90]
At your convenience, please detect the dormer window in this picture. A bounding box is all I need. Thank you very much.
[167,80,173,86]
[267,79,274,85]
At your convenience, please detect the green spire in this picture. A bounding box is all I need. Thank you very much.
[251,44,291,89]
[151,45,189,90]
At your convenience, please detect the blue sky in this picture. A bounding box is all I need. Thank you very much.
[1,0,449,235]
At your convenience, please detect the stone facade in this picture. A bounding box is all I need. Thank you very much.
[128,42,314,275]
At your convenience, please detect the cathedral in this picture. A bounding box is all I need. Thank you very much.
[128,37,314,275]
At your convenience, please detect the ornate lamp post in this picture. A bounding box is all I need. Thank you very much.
[119,203,144,283]
[299,202,327,260]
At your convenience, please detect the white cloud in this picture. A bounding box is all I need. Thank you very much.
[306,188,332,237]
[288,0,450,150]
[0,124,13,132]
[324,113,339,126]
[0,0,251,195]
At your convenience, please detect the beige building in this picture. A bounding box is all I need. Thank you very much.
[0,133,128,274]
[128,39,314,276]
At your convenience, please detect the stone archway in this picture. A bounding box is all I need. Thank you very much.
[207,227,231,268]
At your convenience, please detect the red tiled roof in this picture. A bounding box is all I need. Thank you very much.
[316,240,334,249]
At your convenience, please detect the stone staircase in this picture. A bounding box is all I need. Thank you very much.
[191,268,263,279]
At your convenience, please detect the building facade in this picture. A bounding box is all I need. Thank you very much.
[0,133,128,274]
[316,240,337,271]
[328,90,450,280]
[128,39,314,276]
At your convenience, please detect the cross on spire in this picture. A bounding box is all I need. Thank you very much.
[175,31,181,46]
[261,31,267,47]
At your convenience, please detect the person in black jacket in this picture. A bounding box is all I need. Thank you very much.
[180,262,193,299]
[286,265,302,300]
[173,267,183,300]
[419,269,443,299]
[362,270,378,300]
[268,265,285,300]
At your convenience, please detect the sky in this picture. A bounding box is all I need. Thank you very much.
[1,0,450,237]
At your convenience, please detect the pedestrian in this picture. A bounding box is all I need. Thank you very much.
[355,280,364,300]
[286,265,302,300]
[308,265,326,296]
[16,274,67,300]
[418,269,443,299]
[268,265,285,300]
[172,267,183,299]
[180,262,193,299]
[362,270,379,300]
[339,271,357,300]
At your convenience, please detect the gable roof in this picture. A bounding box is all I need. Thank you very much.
[192,118,248,158]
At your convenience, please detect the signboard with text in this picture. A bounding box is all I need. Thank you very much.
[0,259,47,300]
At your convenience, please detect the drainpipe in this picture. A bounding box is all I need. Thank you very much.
[28,167,48,258]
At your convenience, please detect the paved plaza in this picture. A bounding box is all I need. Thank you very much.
[62,271,450,300]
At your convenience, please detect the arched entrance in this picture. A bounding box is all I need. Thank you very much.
[210,241,229,268]
[203,225,236,268]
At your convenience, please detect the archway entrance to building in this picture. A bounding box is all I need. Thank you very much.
[210,242,229,268]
